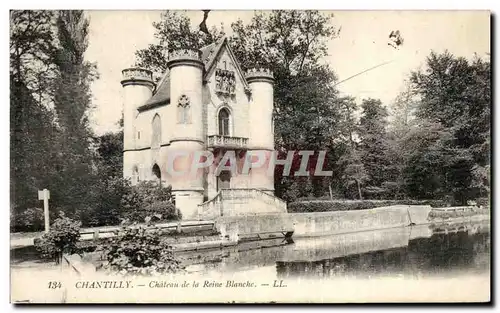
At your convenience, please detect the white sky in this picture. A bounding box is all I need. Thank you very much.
[84,10,490,135]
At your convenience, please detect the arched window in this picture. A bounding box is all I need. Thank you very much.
[152,114,161,149]
[218,108,230,136]
[177,95,191,124]
[152,164,161,186]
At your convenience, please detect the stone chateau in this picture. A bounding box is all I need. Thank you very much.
[121,38,286,218]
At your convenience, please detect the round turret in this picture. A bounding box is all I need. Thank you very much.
[121,67,155,88]
[121,67,155,149]
[166,48,205,218]
[245,68,275,84]
[246,67,275,192]
[167,48,204,69]
[245,67,275,150]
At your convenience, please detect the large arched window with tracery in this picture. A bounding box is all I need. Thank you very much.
[177,95,191,124]
[151,114,161,149]
[218,108,230,136]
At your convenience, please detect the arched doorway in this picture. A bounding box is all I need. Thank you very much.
[217,170,231,191]
[152,164,161,186]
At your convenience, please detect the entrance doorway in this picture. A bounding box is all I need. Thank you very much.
[152,164,161,186]
[217,170,231,191]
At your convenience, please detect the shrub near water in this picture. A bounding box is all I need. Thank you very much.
[98,225,183,276]
[287,199,448,213]
[34,212,81,263]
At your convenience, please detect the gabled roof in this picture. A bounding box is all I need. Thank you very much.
[139,71,170,111]
[139,37,247,111]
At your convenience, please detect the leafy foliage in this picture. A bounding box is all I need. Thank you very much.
[337,147,368,200]
[407,51,490,203]
[288,199,448,213]
[11,207,44,232]
[50,11,98,216]
[135,11,225,81]
[10,10,490,236]
[358,98,393,187]
[34,212,81,262]
[10,10,58,101]
[99,225,183,276]
[94,131,123,178]
[121,181,181,224]
[10,10,101,228]
[10,78,60,212]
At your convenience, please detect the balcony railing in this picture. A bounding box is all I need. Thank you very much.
[207,135,248,149]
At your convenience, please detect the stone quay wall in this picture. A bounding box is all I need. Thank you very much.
[216,205,434,239]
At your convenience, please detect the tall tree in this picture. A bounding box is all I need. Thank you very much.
[401,121,454,200]
[357,98,394,190]
[410,51,490,203]
[10,10,60,211]
[135,11,225,81]
[95,131,123,179]
[10,11,58,104]
[230,11,341,198]
[229,11,340,151]
[389,80,418,137]
[338,147,368,200]
[50,10,98,214]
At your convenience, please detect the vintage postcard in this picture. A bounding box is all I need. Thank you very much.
[10,10,491,303]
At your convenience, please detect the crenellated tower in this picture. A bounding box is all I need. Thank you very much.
[166,48,205,218]
[245,68,275,192]
[121,68,155,181]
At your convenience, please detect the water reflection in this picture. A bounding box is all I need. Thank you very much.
[277,224,490,279]
[184,222,490,279]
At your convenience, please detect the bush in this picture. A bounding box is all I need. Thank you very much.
[11,207,44,232]
[10,206,62,233]
[281,177,314,202]
[34,212,81,263]
[287,199,449,213]
[475,197,490,208]
[85,176,132,227]
[121,181,181,224]
[98,225,183,276]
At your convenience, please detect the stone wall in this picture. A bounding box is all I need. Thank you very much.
[215,205,434,239]
[289,205,411,237]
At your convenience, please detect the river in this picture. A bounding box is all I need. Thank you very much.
[10,220,490,303]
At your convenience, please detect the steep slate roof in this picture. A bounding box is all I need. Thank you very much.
[139,37,242,111]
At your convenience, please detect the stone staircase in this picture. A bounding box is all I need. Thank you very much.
[197,188,287,220]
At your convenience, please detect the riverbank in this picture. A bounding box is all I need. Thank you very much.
[11,204,490,251]
[11,220,491,304]
[215,205,489,239]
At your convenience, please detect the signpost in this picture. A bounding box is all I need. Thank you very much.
[38,189,50,233]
